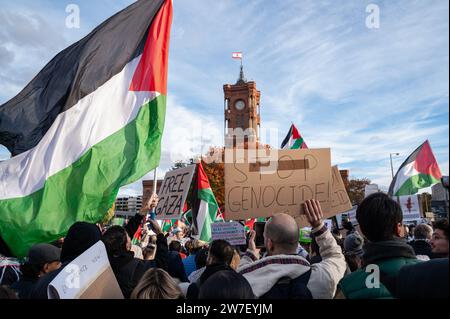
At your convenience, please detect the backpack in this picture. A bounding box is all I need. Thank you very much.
[260,269,313,299]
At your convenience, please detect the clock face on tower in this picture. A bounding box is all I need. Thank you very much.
[234,100,245,111]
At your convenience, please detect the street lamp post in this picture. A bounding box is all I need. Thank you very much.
[390,152,400,179]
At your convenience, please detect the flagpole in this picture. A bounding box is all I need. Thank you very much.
[150,168,157,220]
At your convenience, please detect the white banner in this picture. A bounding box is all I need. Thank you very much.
[398,195,422,222]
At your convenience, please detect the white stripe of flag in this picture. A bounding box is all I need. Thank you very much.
[232,52,243,59]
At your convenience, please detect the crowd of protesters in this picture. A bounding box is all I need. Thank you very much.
[0,193,448,299]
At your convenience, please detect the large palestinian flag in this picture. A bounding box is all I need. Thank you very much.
[281,124,308,149]
[388,140,442,197]
[0,0,173,257]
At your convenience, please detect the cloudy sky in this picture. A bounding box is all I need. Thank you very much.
[0,0,448,196]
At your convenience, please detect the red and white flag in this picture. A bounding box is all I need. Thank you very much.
[232,52,243,59]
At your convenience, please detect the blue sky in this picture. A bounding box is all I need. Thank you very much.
[0,0,448,196]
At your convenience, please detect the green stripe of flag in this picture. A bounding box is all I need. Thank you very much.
[395,173,441,196]
[291,137,304,149]
[0,95,166,257]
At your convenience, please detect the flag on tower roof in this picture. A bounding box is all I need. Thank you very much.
[232,52,243,59]
[0,0,173,257]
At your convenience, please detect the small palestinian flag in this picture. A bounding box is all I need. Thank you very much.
[190,162,220,242]
[162,220,174,233]
[281,124,308,149]
[131,225,142,246]
[0,0,173,257]
[388,140,442,196]
[181,209,192,226]
[244,219,255,231]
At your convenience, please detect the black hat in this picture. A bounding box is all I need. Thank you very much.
[27,243,61,265]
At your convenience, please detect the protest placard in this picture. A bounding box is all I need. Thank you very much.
[211,221,246,245]
[329,165,352,216]
[336,205,358,229]
[225,148,332,225]
[399,195,422,223]
[155,165,196,220]
[48,241,123,299]
[364,184,379,198]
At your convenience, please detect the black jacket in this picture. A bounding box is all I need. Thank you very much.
[260,269,313,299]
[108,233,168,298]
[167,251,188,282]
[124,214,144,239]
[11,277,37,299]
[186,263,233,299]
[408,240,433,259]
[396,258,449,299]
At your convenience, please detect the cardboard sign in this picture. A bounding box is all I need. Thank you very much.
[48,241,123,299]
[399,195,422,222]
[155,165,196,220]
[329,165,352,216]
[225,148,332,225]
[211,222,246,245]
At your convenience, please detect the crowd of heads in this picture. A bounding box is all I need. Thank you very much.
[0,192,448,300]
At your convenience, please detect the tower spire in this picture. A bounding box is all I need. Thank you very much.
[236,62,247,85]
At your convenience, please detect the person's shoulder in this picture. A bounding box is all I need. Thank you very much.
[31,267,63,299]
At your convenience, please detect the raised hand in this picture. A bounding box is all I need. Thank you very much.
[303,199,324,229]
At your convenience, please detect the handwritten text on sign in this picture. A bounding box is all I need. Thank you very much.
[225,148,332,221]
[294,165,352,227]
[155,165,196,220]
[211,222,246,246]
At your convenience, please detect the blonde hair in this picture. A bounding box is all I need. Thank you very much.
[130,268,182,299]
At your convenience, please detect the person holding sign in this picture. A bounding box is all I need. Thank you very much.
[102,218,168,299]
[237,199,346,299]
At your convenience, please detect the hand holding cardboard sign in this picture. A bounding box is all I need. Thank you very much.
[303,199,324,229]
[141,193,159,215]
[148,219,162,235]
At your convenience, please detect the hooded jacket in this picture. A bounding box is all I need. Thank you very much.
[338,238,422,299]
[30,222,102,299]
[186,263,234,299]
[108,233,169,298]
[237,223,346,299]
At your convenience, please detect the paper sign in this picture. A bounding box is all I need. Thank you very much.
[211,222,246,245]
[155,165,196,220]
[225,148,332,226]
[336,206,358,229]
[329,165,352,216]
[399,195,422,222]
[324,219,333,230]
[364,184,379,198]
[48,241,123,299]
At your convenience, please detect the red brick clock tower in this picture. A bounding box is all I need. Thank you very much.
[224,66,261,146]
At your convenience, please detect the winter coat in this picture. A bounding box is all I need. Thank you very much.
[338,238,422,299]
[238,223,347,299]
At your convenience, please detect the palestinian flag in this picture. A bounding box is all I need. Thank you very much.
[281,124,308,149]
[244,217,265,231]
[0,0,173,257]
[190,162,220,242]
[131,225,143,246]
[244,219,255,231]
[388,140,442,196]
[181,209,192,226]
[162,219,175,233]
